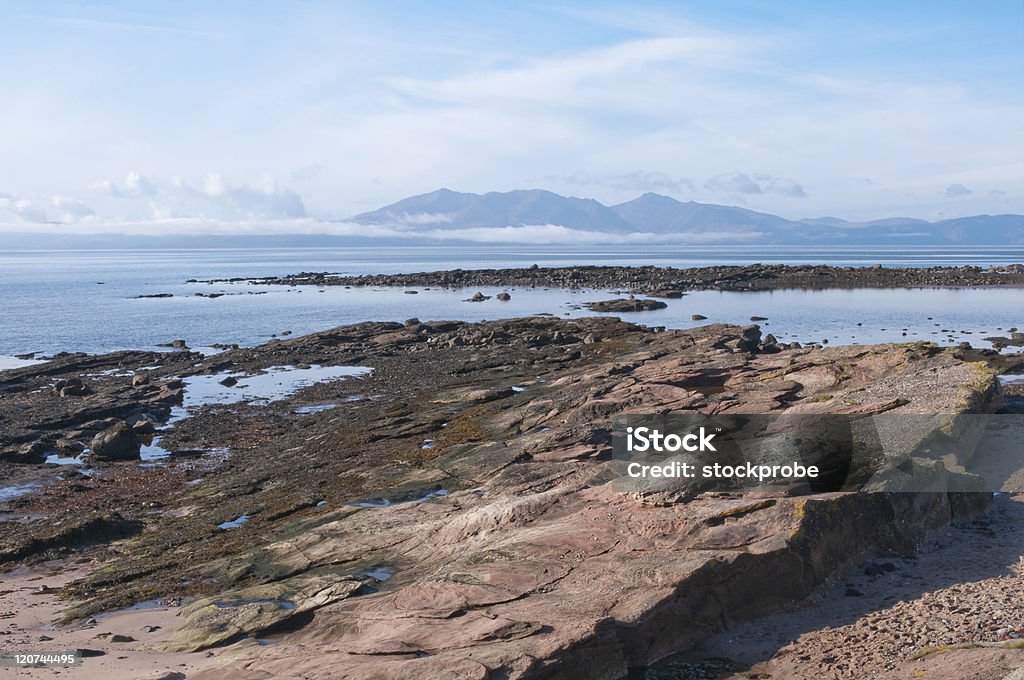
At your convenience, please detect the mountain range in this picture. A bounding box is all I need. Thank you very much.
[353,188,1024,244]
[3,188,1021,248]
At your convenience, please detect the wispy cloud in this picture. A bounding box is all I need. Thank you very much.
[21,13,227,38]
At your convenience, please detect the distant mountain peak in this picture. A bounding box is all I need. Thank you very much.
[353,188,632,232]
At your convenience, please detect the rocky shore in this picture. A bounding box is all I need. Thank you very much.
[1,317,1022,679]
[201,263,1024,295]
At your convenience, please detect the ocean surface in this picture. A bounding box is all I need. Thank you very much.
[1,246,1022,363]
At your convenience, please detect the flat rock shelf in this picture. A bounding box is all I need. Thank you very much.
[1,316,1022,679]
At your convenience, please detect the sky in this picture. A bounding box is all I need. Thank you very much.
[1,0,1022,234]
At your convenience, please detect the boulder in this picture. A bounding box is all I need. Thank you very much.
[90,422,141,461]
[54,378,89,397]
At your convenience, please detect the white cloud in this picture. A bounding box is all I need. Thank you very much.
[0,193,49,223]
[386,212,455,227]
[943,183,972,198]
[763,177,808,198]
[555,170,695,195]
[51,196,96,221]
[706,172,763,195]
[416,224,762,244]
[91,171,158,198]
[86,172,307,221]
[0,191,98,224]
[202,172,227,198]
[705,172,807,198]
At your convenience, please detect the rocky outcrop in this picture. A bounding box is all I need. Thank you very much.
[585,297,668,312]
[0,512,143,563]
[2,318,1012,679]
[1,441,49,464]
[0,350,197,464]
[207,263,1024,293]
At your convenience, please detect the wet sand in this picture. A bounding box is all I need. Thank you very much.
[1,562,217,679]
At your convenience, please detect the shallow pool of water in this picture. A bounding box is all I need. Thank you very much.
[0,482,40,501]
[218,514,250,529]
[177,365,371,412]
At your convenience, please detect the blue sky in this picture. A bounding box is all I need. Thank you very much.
[1,1,1022,232]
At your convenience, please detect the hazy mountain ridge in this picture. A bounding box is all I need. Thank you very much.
[2,189,1021,248]
[352,188,1024,244]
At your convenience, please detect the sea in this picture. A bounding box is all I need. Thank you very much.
[1,245,1022,366]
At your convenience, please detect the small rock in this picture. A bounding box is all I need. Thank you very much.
[218,376,238,387]
[102,633,135,643]
[55,378,89,397]
[864,563,888,577]
[131,419,157,436]
[496,292,512,301]
[691,314,708,320]
[76,648,105,657]
[156,339,189,349]
[143,673,186,680]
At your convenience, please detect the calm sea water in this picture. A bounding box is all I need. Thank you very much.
[0,246,1021,361]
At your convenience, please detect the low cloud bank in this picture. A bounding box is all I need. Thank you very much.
[2,172,306,226]
[0,217,764,244]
